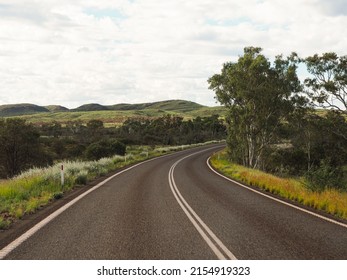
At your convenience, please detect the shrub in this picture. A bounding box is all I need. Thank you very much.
[85,140,126,160]
[53,192,63,200]
[0,216,11,230]
[305,160,345,191]
[75,173,88,185]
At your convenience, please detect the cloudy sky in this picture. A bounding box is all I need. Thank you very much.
[0,0,346,108]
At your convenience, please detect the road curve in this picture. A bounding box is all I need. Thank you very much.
[1,144,347,259]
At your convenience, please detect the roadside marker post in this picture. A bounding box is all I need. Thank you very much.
[61,164,64,187]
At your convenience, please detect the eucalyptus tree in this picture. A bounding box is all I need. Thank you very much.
[208,47,302,169]
[305,52,347,113]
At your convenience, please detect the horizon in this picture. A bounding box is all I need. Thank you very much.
[0,98,221,110]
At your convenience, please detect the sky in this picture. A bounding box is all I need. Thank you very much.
[0,0,347,108]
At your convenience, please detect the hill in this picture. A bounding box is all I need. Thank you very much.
[45,105,69,112]
[147,100,204,112]
[108,100,204,112]
[0,103,49,117]
[72,103,109,112]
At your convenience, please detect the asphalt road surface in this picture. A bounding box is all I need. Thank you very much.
[1,145,347,259]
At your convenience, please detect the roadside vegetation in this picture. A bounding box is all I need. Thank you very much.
[209,47,347,190]
[210,150,347,220]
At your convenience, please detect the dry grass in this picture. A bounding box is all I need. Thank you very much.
[210,150,347,220]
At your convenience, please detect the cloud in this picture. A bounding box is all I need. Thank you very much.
[0,3,47,23]
[83,7,127,20]
[315,0,347,16]
[0,0,347,108]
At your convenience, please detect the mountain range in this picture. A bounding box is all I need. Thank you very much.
[0,100,221,118]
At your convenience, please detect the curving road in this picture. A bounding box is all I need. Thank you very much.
[1,144,347,259]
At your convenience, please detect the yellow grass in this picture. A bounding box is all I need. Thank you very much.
[210,150,347,220]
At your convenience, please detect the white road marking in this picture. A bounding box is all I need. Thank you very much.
[168,149,237,260]
[207,157,347,230]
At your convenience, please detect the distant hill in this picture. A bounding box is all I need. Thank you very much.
[72,103,109,112]
[147,100,204,112]
[45,105,69,112]
[108,100,204,112]
[0,103,49,117]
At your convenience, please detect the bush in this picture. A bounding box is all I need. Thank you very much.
[110,141,126,156]
[305,160,345,191]
[85,140,126,160]
[53,192,63,200]
[0,216,11,230]
[75,173,88,185]
[264,147,307,176]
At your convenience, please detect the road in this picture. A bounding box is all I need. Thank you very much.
[1,144,347,259]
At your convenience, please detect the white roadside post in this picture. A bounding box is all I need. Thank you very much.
[61,164,64,187]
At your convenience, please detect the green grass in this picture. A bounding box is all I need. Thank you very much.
[210,149,347,220]
[0,141,221,229]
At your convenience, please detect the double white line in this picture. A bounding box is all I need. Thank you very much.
[168,150,237,260]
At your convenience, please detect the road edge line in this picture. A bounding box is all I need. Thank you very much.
[207,157,347,230]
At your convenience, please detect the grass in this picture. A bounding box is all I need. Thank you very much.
[210,149,347,220]
[0,141,221,229]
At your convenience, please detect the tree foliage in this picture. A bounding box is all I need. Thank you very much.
[119,114,225,145]
[305,52,347,113]
[0,119,50,177]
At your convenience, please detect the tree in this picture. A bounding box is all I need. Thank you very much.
[0,118,48,177]
[305,52,347,113]
[292,111,347,190]
[40,121,62,138]
[87,119,104,130]
[86,119,104,142]
[208,47,302,169]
